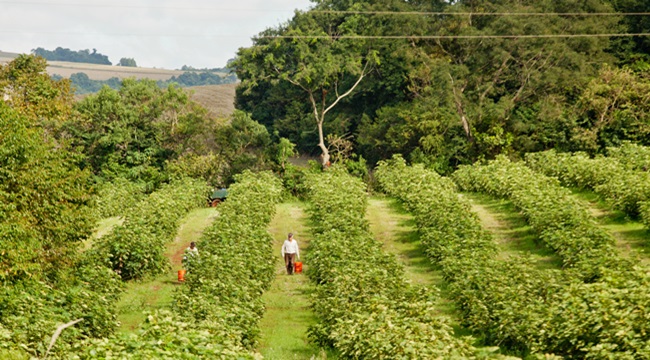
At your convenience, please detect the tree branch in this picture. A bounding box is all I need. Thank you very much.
[323,61,369,116]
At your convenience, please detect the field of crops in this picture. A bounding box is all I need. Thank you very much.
[3,144,650,359]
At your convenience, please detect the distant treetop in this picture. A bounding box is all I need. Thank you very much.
[32,47,112,65]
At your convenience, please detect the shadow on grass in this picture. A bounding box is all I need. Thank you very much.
[463,193,564,270]
[381,197,475,339]
[570,188,650,258]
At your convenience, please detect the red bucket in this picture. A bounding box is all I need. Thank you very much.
[294,261,303,274]
[178,269,186,282]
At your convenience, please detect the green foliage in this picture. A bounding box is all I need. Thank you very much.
[305,169,501,358]
[525,150,650,219]
[77,310,255,359]
[279,163,310,199]
[1,54,75,135]
[641,201,650,229]
[233,4,380,164]
[572,67,650,151]
[69,73,121,94]
[607,141,650,171]
[94,178,148,218]
[0,102,95,284]
[69,72,238,95]
[118,58,137,67]
[213,110,273,184]
[71,79,213,187]
[376,156,650,358]
[164,71,237,87]
[166,153,228,187]
[233,0,647,169]
[32,47,111,65]
[89,178,208,281]
[172,171,282,351]
[453,155,622,276]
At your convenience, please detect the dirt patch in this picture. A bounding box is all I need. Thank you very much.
[172,245,186,267]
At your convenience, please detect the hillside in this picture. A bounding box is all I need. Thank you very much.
[1,51,236,118]
[0,51,226,81]
[186,84,237,118]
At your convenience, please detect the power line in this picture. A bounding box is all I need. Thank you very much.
[3,30,649,40]
[262,33,650,39]
[309,10,650,16]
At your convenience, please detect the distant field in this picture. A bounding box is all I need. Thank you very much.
[2,51,237,117]
[186,84,237,118]
[0,51,226,81]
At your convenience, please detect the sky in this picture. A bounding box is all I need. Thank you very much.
[0,0,313,69]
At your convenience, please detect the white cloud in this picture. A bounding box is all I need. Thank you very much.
[0,0,312,69]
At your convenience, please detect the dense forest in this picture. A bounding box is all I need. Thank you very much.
[233,0,650,172]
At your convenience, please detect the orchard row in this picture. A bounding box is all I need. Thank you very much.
[377,156,650,359]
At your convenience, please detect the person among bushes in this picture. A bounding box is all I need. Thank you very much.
[182,242,199,269]
[281,233,300,274]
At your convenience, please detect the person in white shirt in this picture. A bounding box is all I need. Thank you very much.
[281,233,300,275]
[182,242,199,269]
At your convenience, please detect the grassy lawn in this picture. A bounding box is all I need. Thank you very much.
[462,192,563,270]
[259,201,334,360]
[116,207,217,333]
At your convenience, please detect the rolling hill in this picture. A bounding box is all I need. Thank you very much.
[1,51,237,117]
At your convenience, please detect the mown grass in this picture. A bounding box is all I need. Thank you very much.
[462,192,564,271]
[367,197,437,286]
[366,196,472,338]
[570,189,650,266]
[116,207,217,333]
[259,201,334,360]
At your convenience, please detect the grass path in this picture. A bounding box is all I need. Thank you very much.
[366,197,438,286]
[366,196,469,336]
[461,193,563,270]
[259,201,331,360]
[115,207,217,332]
[570,189,650,266]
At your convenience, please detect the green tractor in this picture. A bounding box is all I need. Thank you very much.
[208,188,228,207]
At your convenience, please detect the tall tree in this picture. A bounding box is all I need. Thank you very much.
[71,79,212,186]
[233,9,378,166]
[0,56,95,283]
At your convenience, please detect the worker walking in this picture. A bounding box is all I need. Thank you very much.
[281,233,300,275]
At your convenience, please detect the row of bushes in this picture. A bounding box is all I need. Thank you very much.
[305,168,502,359]
[607,142,650,171]
[453,155,624,279]
[0,178,207,358]
[93,178,149,218]
[172,171,282,352]
[88,178,208,281]
[525,149,650,230]
[376,156,650,358]
[77,171,282,358]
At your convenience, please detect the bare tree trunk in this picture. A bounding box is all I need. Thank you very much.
[317,118,330,167]
[449,73,473,141]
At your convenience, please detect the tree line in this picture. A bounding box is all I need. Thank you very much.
[60,71,238,94]
[232,0,650,171]
[33,47,112,65]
